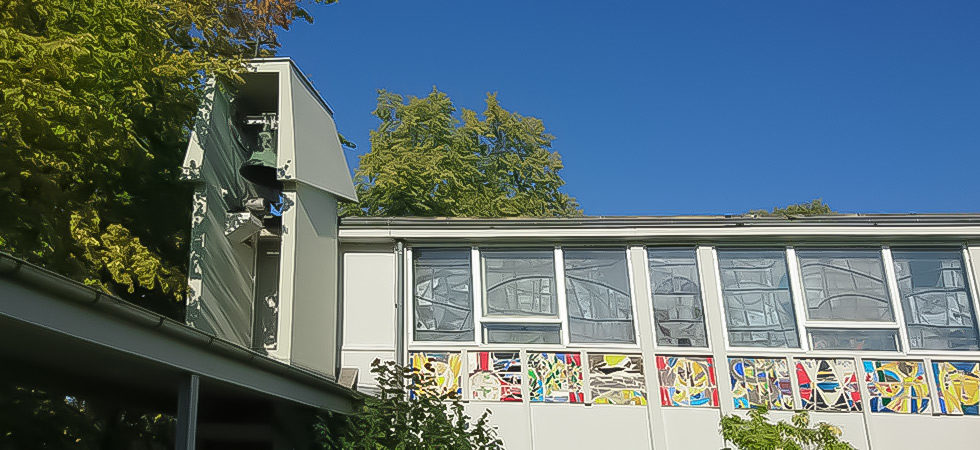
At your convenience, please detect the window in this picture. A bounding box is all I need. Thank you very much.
[892,249,980,350]
[808,328,899,351]
[797,249,893,321]
[717,249,800,348]
[563,248,635,344]
[413,248,474,341]
[797,249,900,351]
[483,249,558,317]
[481,249,561,344]
[648,248,707,347]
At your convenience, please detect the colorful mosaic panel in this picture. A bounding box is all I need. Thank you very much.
[588,354,647,406]
[410,352,462,398]
[468,352,522,402]
[932,361,980,415]
[863,360,930,414]
[527,353,584,403]
[796,358,861,412]
[656,356,718,407]
[729,357,793,410]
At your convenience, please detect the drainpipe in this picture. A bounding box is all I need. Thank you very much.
[395,240,405,366]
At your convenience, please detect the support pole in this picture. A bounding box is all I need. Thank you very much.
[176,373,200,450]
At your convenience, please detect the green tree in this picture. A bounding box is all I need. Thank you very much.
[343,88,581,217]
[747,199,835,218]
[720,408,854,450]
[316,359,503,449]
[0,0,333,317]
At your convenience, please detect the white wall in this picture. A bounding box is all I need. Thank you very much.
[340,246,397,394]
[339,242,980,450]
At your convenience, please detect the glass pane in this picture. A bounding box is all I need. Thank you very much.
[564,248,635,344]
[648,248,707,347]
[484,323,562,344]
[808,328,899,351]
[718,249,800,348]
[483,249,558,317]
[413,248,474,341]
[893,249,980,350]
[797,249,893,322]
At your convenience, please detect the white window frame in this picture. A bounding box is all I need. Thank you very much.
[405,245,478,350]
[790,246,905,353]
[892,245,980,358]
[714,246,807,355]
[644,245,713,355]
[408,244,642,351]
[478,246,565,347]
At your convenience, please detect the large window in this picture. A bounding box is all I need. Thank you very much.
[483,249,558,317]
[482,249,561,344]
[413,248,474,341]
[892,249,980,351]
[796,249,899,351]
[717,249,800,348]
[648,248,707,347]
[563,248,635,344]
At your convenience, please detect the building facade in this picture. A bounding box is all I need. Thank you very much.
[179,59,980,449]
[338,216,980,449]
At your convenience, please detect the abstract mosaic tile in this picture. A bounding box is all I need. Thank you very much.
[863,360,929,414]
[796,358,861,412]
[527,353,584,403]
[410,351,462,398]
[588,354,647,406]
[468,351,523,402]
[656,356,718,407]
[729,357,793,410]
[932,361,980,415]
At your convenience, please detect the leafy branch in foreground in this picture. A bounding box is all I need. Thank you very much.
[720,407,854,450]
[316,359,502,449]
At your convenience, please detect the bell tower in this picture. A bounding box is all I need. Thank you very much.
[180,58,356,378]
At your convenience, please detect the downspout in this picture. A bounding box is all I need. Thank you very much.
[395,240,405,366]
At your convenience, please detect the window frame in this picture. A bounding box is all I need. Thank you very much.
[789,246,905,353]
[560,246,641,347]
[407,244,641,350]
[714,246,804,353]
[890,245,980,355]
[644,245,713,353]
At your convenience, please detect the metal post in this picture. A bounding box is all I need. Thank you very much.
[176,373,200,450]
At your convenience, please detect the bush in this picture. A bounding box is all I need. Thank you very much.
[720,407,854,450]
[316,359,503,449]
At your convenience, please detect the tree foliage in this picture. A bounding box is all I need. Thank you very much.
[343,88,581,218]
[316,359,503,449]
[0,382,175,449]
[720,408,854,450]
[746,199,835,218]
[0,0,333,316]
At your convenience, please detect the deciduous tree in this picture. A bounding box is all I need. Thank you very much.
[0,0,334,316]
[343,89,581,217]
[747,199,835,218]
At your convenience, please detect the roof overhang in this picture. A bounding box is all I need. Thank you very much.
[338,214,980,244]
[0,252,360,413]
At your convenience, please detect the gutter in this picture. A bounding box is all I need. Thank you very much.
[0,252,364,404]
[339,213,980,230]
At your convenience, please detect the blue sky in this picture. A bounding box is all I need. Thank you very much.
[279,1,980,215]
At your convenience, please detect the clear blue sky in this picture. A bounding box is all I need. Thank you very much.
[279,0,980,215]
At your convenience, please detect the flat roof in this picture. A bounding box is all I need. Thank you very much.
[341,213,980,229]
[338,213,980,243]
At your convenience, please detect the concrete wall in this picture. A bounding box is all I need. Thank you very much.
[278,183,340,377]
[339,241,980,450]
[339,245,398,394]
[184,87,257,347]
